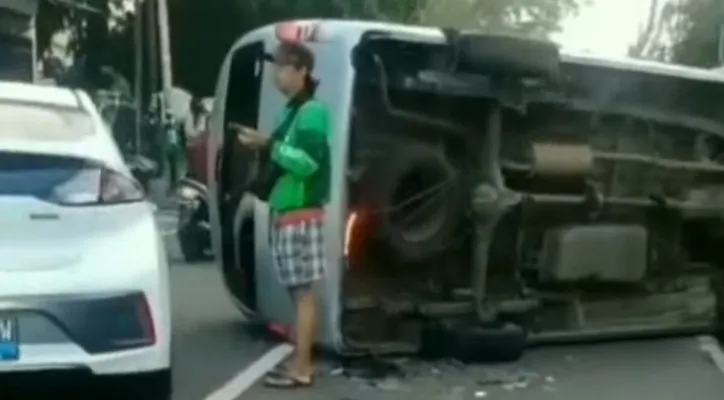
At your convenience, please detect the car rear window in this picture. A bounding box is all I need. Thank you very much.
[0,101,94,140]
[0,152,100,202]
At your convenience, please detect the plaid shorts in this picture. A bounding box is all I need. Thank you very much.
[271,216,326,288]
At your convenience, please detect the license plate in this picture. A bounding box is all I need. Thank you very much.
[0,317,19,361]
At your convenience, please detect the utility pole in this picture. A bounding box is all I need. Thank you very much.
[133,0,143,152]
[718,22,724,66]
[146,0,159,101]
[156,0,173,115]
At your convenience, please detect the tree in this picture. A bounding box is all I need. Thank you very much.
[628,0,678,60]
[635,0,724,67]
[37,0,585,96]
[36,0,134,89]
[167,0,425,95]
[666,0,723,68]
[169,0,585,95]
[420,0,586,38]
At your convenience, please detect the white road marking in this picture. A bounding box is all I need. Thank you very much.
[698,335,724,375]
[203,343,294,400]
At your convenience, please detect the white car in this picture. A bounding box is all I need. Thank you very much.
[0,82,172,398]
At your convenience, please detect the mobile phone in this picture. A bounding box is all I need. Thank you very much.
[228,122,245,131]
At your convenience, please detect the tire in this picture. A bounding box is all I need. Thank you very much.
[177,225,207,262]
[714,274,724,337]
[141,369,173,400]
[363,140,466,262]
[85,369,172,400]
[126,369,173,400]
[421,319,527,363]
[177,201,211,262]
[454,33,560,80]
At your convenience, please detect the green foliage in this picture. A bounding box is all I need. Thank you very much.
[36,0,134,89]
[632,0,724,67]
[421,0,586,37]
[667,0,723,68]
[170,0,584,94]
[168,0,423,94]
[37,0,586,94]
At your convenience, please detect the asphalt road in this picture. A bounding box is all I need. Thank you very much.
[157,210,724,400]
[242,337,724,400]
[157,211,267,400]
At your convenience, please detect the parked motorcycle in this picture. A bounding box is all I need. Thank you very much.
[175,177,211,261]
[175,108,212,262]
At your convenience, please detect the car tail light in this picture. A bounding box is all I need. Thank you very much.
[99,167,144,203]
[344,209,374,264]
[50,167,145,206]
[344,211,359,258]
[137,295,157,345]
[0,152,143,206]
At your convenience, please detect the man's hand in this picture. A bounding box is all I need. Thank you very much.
[230,123,269,150]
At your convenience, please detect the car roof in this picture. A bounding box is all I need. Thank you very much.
[0,81,82,109]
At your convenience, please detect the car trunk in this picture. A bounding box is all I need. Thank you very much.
[0,151,141,271]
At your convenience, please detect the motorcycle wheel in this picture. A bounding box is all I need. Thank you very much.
[178,228,207,262]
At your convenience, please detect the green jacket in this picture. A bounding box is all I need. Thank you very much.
[268,99,331,214]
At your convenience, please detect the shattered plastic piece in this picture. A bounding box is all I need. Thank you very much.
[520,370,540,380]
[502,378,530,391]
[544,375,555,383]
[448,385,465,400]
[477,369,529,386]
[370,377,405,391]
[513,380,529,389]
[342,357,406,380]
[444,358,466,370]
[542,384,556,392]
[474,390,488,398]
[330,367,344,376]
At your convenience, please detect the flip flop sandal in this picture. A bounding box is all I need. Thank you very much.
[269,363,290,374]
[264,370,314,389]
[269,363,318,377]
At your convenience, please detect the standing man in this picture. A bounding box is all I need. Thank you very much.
[235,41,330,388]
[163,110,182,188]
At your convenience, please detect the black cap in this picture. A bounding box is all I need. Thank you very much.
[264,41,315,71]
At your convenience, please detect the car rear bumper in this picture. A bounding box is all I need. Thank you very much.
[0,367,171,398]
[0,291,171,375]
[0,341,170,375]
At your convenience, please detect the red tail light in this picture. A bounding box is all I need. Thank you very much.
[137,295,157,345]
[98,168,144,203]
[344,209,373,263]
[50,167,145,206]
[0,152,144,206]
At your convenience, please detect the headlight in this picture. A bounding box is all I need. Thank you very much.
[176,185,201,200]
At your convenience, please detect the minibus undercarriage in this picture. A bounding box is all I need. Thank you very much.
[342,33,724,359]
